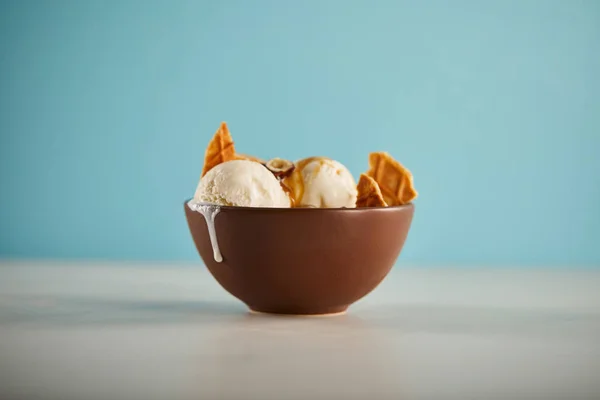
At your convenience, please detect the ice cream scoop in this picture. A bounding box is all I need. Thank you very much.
[282,157,357,208]
[193,160,291,208]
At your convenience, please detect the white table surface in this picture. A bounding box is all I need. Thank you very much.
[1,261,599,400]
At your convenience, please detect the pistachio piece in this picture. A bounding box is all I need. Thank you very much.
[265,158,295,179]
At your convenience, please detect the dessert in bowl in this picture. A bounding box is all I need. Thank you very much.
[185,123,417,315]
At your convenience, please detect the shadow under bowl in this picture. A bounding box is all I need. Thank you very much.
[184,201,414,315]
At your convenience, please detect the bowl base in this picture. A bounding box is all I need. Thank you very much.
[248,305,348,317]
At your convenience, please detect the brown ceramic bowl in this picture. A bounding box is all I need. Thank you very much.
[184,201,414,315]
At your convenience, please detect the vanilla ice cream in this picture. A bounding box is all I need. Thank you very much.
[193,160,290,208]
[283,157,357,208]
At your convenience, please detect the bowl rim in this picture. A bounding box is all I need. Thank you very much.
[184,199,414,212]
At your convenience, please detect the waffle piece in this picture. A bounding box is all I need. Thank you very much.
[201,122,236,177]
[367,152,417,206]
[356,174,388,207]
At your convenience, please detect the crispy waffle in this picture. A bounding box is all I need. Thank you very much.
[356,174,388,207]
[367,152,417,206]
[201,122,236,177]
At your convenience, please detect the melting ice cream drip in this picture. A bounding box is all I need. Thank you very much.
[188,202,222,262]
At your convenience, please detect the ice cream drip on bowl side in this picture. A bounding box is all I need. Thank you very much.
[187,201,223,263]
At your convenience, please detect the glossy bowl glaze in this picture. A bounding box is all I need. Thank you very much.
[184,201,414,315]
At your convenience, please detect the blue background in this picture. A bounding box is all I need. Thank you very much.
[0,0,598,266]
